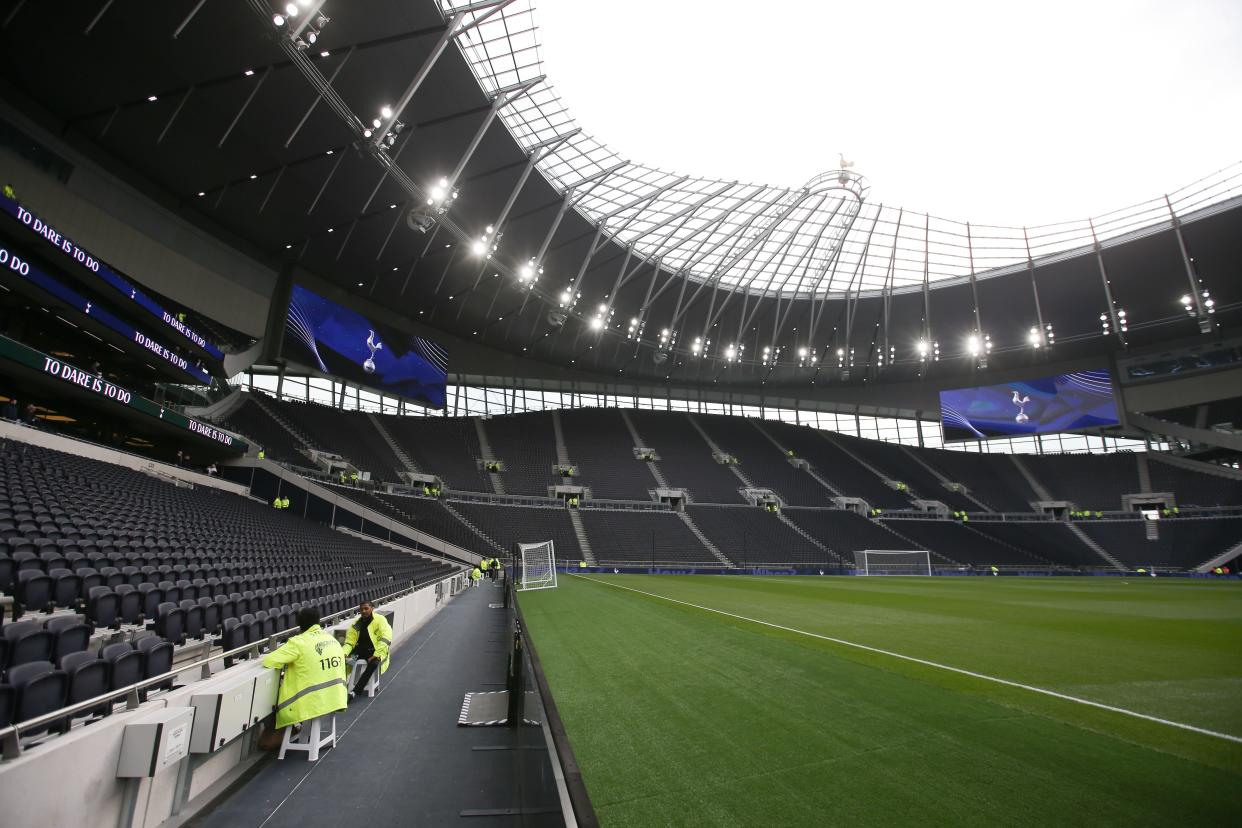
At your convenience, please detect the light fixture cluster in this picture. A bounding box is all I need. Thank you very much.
[796,346,817,368]
[272,1,329,49]
[1100,308,1127,335]
[690,335,709,356]
[876,344,896,367]
[472,225,498,258]
[916,339,940,362]
[517,258,542,289]
[723,343,745,363]
[968,332,992,368]
[761,345,783,366]
[1028,323,1055,349]
[558,286,580,309]
[362,105,406,149]
[1181,290,1214,316]
[589,303,613,332]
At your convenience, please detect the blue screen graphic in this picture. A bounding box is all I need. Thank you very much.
[940,370,1119,441]
[283,283,448,409]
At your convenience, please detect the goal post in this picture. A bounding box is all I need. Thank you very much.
[853,549,932,576]
[516,540,558,591]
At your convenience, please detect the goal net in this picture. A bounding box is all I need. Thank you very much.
[517,540,557,591]
[853,550,932,576]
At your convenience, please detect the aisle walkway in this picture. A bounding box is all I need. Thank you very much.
[190,581,563,827]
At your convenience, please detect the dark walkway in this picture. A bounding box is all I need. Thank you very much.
[190,581,564,827]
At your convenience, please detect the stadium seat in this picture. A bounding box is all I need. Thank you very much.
[8,661,67,735]
[44,617,90,662]
[152,602,185,646]
[99,642,143,694]
[134,637,174,699]
[4,621,54,667]
[0,556,16,593]
[46,568,82,608]
[85,586,120,630]
[114,585,142,625]
[59,650,110,722]
[179,599,204,640]
[137,583,163,619]
[16,569,53,614]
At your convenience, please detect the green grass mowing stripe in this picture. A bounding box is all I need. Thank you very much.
[520,575,1241,827]
[574,574,1242,746]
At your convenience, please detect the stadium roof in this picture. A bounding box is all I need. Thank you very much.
[0,0,1238,391]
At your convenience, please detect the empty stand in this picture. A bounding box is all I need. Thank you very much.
[686,505,827,564]
[1077,518,1242,569]
[761,422,912,509]
[695,415,832,506]
[879,520,1051,567]
[449,502,582,560]
[1023,454,1141,511]
[1146,459,1242,507]
[577,509,710,564]
[916,449,1041,512]
[558,409,657,500]
[627,411,745,503]
[482,413,560,496]
[382,416,494,492]
[967,521,1106,567]
[781,508,922,557]
[219,397,306,466]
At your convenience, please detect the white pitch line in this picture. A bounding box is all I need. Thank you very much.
[572,574,1242,746]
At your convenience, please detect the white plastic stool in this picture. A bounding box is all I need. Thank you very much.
[278,713,336,761]
[349,658,380,697]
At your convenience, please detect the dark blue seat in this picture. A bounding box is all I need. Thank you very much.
[134,637,174,696]
[136,584,162,619]
[44,617,90,662]
[152,602,185,646]
[197,597,220,636]
[99,642,143,693]
[16,570,52,614]
[0,683,13,728]
[7,661,67,735]
[114,585,142,625]
[46,568,82,608]
[60,650,110,721]
[178,599,204,640]
[4,620,53,667]
[85,586,120,630]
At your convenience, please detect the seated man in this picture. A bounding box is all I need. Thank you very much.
[260,607,348,746]
[342,600,392,698]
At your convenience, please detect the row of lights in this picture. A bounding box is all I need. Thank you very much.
[272,1,330,49]
[1181,290,1215,316]
[1100,308,1127,335]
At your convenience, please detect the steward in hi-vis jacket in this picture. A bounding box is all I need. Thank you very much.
[342,601,393,695]
[262,608,348,730]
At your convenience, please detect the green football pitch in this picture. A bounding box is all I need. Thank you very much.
[518,574,1242,827]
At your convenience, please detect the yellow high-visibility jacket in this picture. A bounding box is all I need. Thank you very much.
[262,624,348,729]
[342,613,393,676]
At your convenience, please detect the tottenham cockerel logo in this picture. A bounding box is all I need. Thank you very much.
[315,640,331,656]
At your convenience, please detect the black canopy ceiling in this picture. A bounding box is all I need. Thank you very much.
[1,0,1237,394]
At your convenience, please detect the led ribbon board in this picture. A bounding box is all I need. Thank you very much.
[940,370,1119,441]
[0,242,212,384]
[0,335,245,452]
[0,193,225,361]
[283,282,448,408]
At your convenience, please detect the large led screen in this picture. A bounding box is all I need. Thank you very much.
[940,370,1119,441]
[283,283,447,408]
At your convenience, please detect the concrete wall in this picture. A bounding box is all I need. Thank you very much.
[0,572,465,828]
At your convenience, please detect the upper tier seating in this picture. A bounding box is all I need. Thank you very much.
[833,434,979,512]
[558,409,657,501]
[1022,453,1141,511]
[220,397,306,466]
[878,520,1052,567]
[578,509,709,564]
[686,505,828,564]
[449,503,583,561]
[265,399,405,484]
[966,521,1105,568]
[781,508,922,557]
[382,415,494,493]
[759,421,913,510]
[481,412,560,496]
[1146,460,1242,508]
[693,415,834,507]
[325,486,488,555]
[915,450,1040,512]
[628,411,746,503]
[1078,518,1242,569]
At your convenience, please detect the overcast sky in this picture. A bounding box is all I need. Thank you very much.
[531,0,1242,226]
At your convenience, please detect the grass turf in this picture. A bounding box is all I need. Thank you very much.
[518,574,1242,827]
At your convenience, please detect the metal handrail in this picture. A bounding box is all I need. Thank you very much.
[0,571,464,760]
